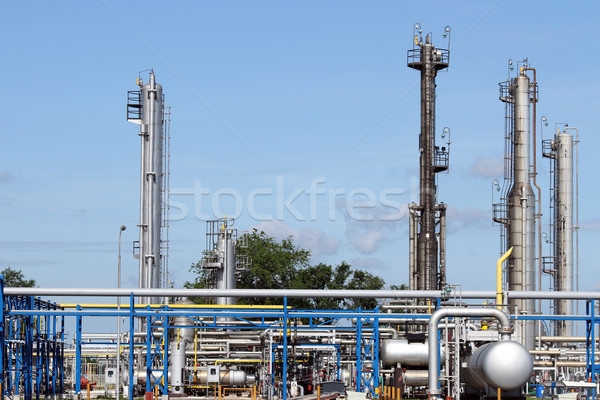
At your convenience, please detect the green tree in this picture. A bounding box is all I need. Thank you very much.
[183,260,213,304]
[185,229,387,310]
[236,229,310,305]
[1,267,36,287]
[390,283,409,290]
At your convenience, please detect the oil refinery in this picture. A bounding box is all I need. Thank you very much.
[2,21,600,400]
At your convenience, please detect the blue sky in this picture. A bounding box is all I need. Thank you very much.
[1,1,599,296]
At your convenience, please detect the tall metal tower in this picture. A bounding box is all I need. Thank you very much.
[127,70,166,305]
[495,62,538,349]
[543,126,577,337]
[407,25,450,292]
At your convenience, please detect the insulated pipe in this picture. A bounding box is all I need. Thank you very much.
[427,308,512,398]
[536,336,600,343]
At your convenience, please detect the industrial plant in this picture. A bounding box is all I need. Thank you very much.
[2,24,598,400]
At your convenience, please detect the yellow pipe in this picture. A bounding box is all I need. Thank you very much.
[496,247,513,309]
[414,35,418,45]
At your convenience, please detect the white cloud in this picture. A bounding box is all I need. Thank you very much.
[335,198,407,255]
[351,230,386,254]
[253,220,340,255]
[467,157,503,178]
[581,219,600,231]
[447,206,490,233]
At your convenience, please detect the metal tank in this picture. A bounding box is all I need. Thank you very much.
[381,339,441,367]
[169,298,195,394]
[407,27,450,292]
[466,341,533,390]
[403,370,428,386]
[194,368,254,386]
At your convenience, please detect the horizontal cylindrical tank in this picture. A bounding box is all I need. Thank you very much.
[467,341,533,390]
[194,368,254,386]
[403,370,428,386]
[381,339,444,367]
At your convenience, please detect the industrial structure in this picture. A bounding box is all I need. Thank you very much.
[542,126,578,337]
[407,24,450,292]
[127,70,170,305]
[493,61,539,350]
[0,25,596,400]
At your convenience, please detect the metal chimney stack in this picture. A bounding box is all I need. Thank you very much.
[128,71,164,305]
[407,26,450,292]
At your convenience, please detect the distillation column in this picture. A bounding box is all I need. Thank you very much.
[502,69,536,349]
[128,71,164,305]
[408,33,449,291]
[215,225,237,306]
[555,132,574,336]
[202,219,239,307]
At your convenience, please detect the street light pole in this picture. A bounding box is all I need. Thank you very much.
[117,225,126,400]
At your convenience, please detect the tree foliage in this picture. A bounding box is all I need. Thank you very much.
[1,267,36,287]
[185,229,386,309]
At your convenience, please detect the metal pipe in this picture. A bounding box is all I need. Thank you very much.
[7,288,600,299]
[428,308,512,398]
[409,206,416,290]
[536,336,599,343]
[497,247,513,309]
[534,361,586,367]
[523,67,543,320]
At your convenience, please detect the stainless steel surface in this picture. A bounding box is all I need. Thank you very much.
[215,225,237,306]
[380,339,429,366]
[499,68,537,350]
[427,308,512,397]
[555,132,574,336]
[508,72,536,349]
[467,341,533,390]
[195,368,250,386]
[131,71,164,305]
[403,369,429,386]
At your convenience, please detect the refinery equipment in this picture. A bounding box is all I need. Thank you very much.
[542,125,578,337]
[127,71,170,305]
[407,24,450,292]
[493,60,538,350]
[4,26,599,400]
[200,218,250,306]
